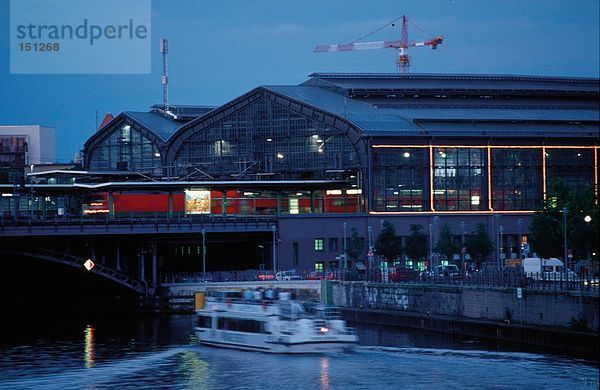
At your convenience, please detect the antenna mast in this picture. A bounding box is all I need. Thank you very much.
[160,38,169,109]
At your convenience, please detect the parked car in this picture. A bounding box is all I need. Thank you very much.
[307,271,335,280]
[436,264,460,278]
[388,267,420,282]
[257,273,275,281]
[523,257,577,280]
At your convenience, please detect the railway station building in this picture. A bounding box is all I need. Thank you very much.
[33,73,600,271]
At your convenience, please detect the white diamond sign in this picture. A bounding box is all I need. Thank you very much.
[84,259,95,271]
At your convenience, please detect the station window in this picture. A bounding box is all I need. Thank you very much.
[328,238,338,251]
[314,238,324,251]
[314,262,324,271]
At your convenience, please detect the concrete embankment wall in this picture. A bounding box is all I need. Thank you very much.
[327,282,599,331]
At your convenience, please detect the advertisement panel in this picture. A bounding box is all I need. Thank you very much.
[185,190,211,214]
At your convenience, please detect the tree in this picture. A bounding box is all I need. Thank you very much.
[529,180,599,261]
[374,220,402,263]
[404,224,428,262]
[435,223,458,262]
[464,223,493,268]
[347,227,365,262]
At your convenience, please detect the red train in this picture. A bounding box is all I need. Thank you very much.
[82,190,361,215]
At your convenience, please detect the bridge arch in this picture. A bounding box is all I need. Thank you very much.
[1,248,147,295]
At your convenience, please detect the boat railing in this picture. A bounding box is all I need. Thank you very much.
[302,301,343,320]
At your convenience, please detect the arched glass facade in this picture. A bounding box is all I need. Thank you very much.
[173,98,360,179]
[88,124,163,176]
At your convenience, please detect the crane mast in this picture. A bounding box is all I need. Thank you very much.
[314,15,443,73]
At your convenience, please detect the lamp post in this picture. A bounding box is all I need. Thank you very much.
[201,228,206,279]
[460,221,466,271]
[498,224,504,269]
[29,164,34,220]
[433,216,439,272]
[562,207,568,280]
[343,222,347,270]
[271,225,277,274]
[517,218,524,261]
[258,244,265,270]
[584,215,592,262]
[428,223,433,273]
[367,225,372,280]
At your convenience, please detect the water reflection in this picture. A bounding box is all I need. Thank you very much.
[0,315,596,389]
[83,324,95,368]
[319,356,330,390]
[180,350,211,389]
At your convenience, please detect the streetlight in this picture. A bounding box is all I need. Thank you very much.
[517,218,524,260]
[498,225,504,269]
[428,223,433,273]
[258,244,265,270]
[271,225,277,274]
[433,216,439,272]
[343,222,347,270]
[201,228,207,279]
[367,225,373,280]
[584,215,592,262]
[460,221,466,271]
[562,207,568,280]
[494,214,501,268]
[29,164,34,220]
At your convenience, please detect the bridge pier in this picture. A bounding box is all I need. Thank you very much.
[152,240,157,287]
[116,241,122,271]
[140,240,146,282]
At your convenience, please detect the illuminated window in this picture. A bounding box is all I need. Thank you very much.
[289,198,299,214]
[433,148,485,211]
[314,238,324,251]
[372,148,425,211]
[314,262,324,271]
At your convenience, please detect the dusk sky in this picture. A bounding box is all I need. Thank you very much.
[1,0,598,163]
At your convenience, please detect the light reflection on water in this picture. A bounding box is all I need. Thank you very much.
[320,356,330,390]
[0,314,597,389]
[84,324,94,369]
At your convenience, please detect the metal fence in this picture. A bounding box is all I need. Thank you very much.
[164,268,599,293]
[366,270,599,293]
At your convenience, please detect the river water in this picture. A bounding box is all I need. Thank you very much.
[0,314,597,389]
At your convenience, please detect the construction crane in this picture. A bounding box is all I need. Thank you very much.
[314,15,443,73]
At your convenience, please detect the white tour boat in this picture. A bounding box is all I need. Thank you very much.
[194,291,358,353]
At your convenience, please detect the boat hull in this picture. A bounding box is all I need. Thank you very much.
[195,329,356,354]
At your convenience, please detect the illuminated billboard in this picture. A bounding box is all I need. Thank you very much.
[185,190,211,214]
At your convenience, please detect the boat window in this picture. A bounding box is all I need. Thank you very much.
[197,315,212,328]
[217,317,265,334]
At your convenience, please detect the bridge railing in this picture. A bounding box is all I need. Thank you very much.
[0,212,277,227]
[163,268,598,292]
